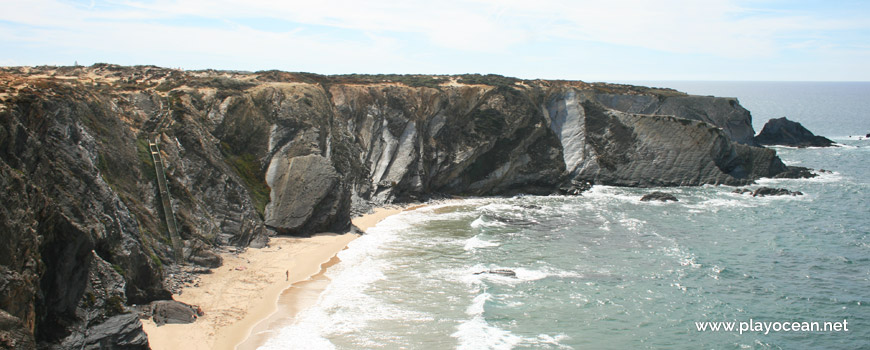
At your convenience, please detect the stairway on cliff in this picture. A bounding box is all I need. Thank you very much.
[148,139,184,264]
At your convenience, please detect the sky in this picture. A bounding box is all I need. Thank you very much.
[1,0,869,81]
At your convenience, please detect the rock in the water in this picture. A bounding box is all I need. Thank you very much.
[559,180,593,195]
[473,269,517,278]
[732,188,752,195]
[773,166,818,179]
[150,300,203,326]
[640,191,679,202]
[751,187,803,197]
[755,117,835,147]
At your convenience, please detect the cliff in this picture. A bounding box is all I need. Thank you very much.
[0,65,788,348]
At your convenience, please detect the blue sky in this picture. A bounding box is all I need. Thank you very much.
[1,0,868,81]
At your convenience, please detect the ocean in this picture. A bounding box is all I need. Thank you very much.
[258,82,869,349]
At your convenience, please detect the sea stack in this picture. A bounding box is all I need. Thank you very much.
[755,117,835,147]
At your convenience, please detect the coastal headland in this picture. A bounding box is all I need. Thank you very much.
[0,64,809,348]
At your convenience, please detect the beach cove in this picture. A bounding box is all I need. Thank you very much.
[142,206,412,350]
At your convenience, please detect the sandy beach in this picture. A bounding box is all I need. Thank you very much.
[142,206,415,350]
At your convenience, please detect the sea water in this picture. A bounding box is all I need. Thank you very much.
[259,83,869,349]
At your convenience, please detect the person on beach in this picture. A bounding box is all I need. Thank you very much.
[286,270,289,281]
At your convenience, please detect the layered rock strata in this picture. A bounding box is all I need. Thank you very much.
[0,65,792,348]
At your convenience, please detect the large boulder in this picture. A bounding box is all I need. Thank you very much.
[150,300,203,326]
[755,117,835,147]
[640,192,678,202]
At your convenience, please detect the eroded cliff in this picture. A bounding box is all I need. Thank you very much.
[0,65,788,348]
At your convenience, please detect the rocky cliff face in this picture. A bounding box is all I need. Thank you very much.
[544,88,784,186]
[755,117,835,147]
[593,86,759,146]
[0,65,789,348]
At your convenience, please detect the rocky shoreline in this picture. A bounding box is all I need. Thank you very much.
[0,64,822,348]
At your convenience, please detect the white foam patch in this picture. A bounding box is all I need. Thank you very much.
[464,236,500,251]
[582,186,640,203]
[454,265,584,287]
[470,216,508,229]
[466,292,492,315]
[453,291,573,350]
[685,196,758,210]
[453,315,523,350]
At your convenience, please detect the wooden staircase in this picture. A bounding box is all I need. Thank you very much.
[149,139,184,264]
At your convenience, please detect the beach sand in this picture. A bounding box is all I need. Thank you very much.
[142,205,417,350]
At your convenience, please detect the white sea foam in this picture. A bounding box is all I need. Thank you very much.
[685,196,758,210]
[453,315,523,350]
[453,291,522,350]
[582,186,640,203]
[456,265,584,287]
[261,211,435,349]
[454,291,573,350]
[464,235,499,251]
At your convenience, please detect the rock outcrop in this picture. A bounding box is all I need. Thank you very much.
[0,65,796,347]
[544,89,785,186]
[473,269,517,278]
[640,192,678,202]
[773,166,818,179]
[733,187,804,197]
[149,300,202,326]
[755,117,835,147]
[594,88,758,146]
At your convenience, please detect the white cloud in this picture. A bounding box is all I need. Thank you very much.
[0,0,867,78]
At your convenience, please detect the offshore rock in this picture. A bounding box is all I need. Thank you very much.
[752,187,803,197]
[773,166,818,179]
[640,192,678,202]
[734,187,803,197]
[558,180,593,195]
[755,117,835,147]
[474,269,517,278]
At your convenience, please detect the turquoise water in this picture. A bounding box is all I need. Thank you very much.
[259,83,869,350]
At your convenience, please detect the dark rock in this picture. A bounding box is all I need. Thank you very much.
[0,309,36,350]
[596,94,759,146]
[546,93,787,187]
[150,300,203,326]
[732,188,752,195]
[474,269,517,278]
[751,187,803,197]
[640,191,679,202]
[773,166,818,179]
[755,117,835,147]
[57,313,148,350]
[185,241,223,269]
[866,133,869,138]
[559,180,593,195]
